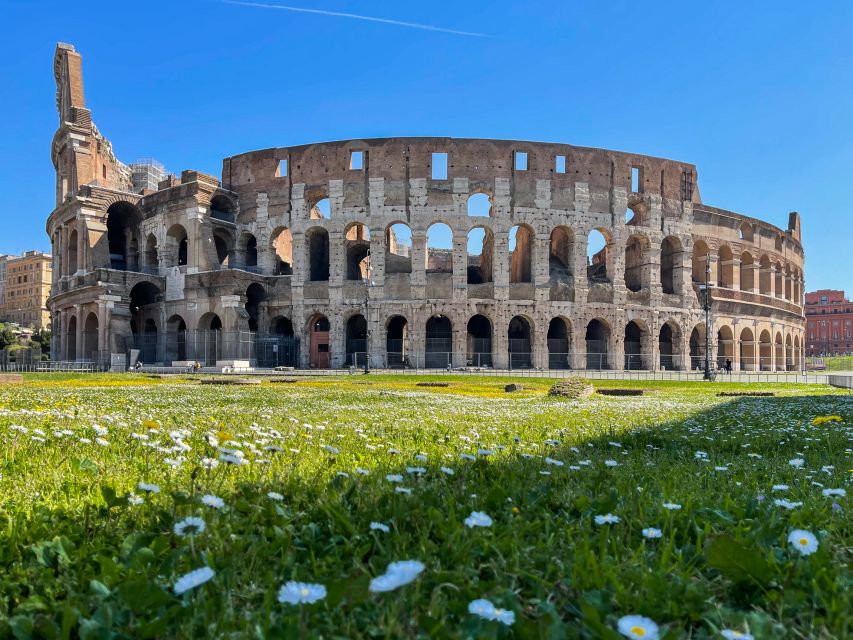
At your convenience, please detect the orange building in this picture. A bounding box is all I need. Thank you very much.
[0,251,52,329]
[805,290,853,356]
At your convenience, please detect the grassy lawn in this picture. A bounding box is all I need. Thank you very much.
[0,375,850,638]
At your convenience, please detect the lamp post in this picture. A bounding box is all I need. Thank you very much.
[363,246,372,374]
[702,258,714,381]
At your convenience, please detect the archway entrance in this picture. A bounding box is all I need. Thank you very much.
[717,326,734,370]
[66,315,77,361]
[547,318,571,369]
[689,325,706,371]
[466,314,492,367]
[585,319,610,369]
[739,327,756,371]
[82,313,99,362]
[386,316,409,368]
[345,314,368,367]
[309,315,331,369]
[508,316,532,368]
[659,323,675,370]
[624,321,645,370]
[425,315,452,368]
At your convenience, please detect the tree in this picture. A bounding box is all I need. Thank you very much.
[0,323,14,351]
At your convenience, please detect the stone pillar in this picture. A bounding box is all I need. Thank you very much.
[451,229,467,302]
[410,232,426,288]
[493,312,508,369]
[574,230,589,304]
[571,326,586,370]
[742,263,758,293]
[533,322,548,369]
[328,229,344,288]
[73,304,83,361]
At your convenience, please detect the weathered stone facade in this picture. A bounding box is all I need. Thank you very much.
[46,44,806,371]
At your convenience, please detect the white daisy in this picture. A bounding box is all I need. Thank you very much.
[386,474,404,483]
[662,502,682,510]
[642,528,662,539]
[277,581,327,604]
[370,522,390,533]
[822,488,846,497]
[772,484,789,491]
[787,529,818,555]
[594,513,619,525]
[440,466,455,475]
[604,460,619,467]
[788,458,805,468]
[464,511,493,528]
[773,499,803,510]
[468,598,515,625]
[721,631,754,640]
[267,491,284,501]
[174,516,206,537]
[617,614,659,639]
[368,560,425,592]
[173,566,215,595]
[201,494,225,509]
[137,482,160,493]
[127,494,144,506]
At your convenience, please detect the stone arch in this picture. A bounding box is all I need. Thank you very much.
[774,261,784,298]
[784,264,793,301]
[774,331,784,371]
[508,315,533,368]
[509,224,534,283]
[426,223,453,273]
[466,314,492,367]
[67,229,78,275]
[236,232,258,270]
[144,233,158,273]
[166,224,188,268]
[739,251,754,291]
[197,312,222,366]
[587,228,612,282]
[345,314,367,366]
[739,326,756,371]
[306,226,330,281]
[386,315,409,367]
[624,319,651,370]
[210,195,237,223]
[547,316,572,369]
[245,283,266,332]
[270,316,294,336]
[271,227,293,275]
[425,314,453,368]
[308,313,331,368]
[385,222,412,274]
[624,233,651,292]
[82,312,99,361]
[310,197,331,220]
[166,314,188,362]
[689,323,707,371]
[785,333,793,371]
[467,226,494,284]
[549,226,574,279]
[758,254,772,295]
[585,318,610,369]
[198,311,222,332]
[660,236,681,294]
[759,329,772,371]
[717,325,734,369]
[105,201,143,271]
[718,245,734,288]
[692,240,710,284]
[658,320,681,370]
[738,221,754,242]
[345,222,371,281]
[66,314,77,361]
[624,198,648,226]
[467,192,492,217]
[213,228,234,267]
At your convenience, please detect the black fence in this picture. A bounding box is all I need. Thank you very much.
[123,331,300,368]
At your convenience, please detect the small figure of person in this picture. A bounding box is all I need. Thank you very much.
[134,360,142,372]
[725,358,732,374]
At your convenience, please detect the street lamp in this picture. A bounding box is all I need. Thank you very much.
[699,258,714,381]
[363,246,372,374]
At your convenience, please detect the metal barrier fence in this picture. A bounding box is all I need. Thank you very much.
[123,331,300,368]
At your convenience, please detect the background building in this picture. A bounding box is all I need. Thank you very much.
[0,251,52,329]
[805,290,853,356]
[0,254,12,309]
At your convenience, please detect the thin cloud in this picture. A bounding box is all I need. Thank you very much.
[220,0,489,37]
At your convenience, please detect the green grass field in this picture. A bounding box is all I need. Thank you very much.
[0,374,850,639]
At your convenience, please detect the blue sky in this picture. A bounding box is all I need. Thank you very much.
[1,1,851,292]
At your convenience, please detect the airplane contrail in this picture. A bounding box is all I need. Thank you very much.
[220,0,489,37]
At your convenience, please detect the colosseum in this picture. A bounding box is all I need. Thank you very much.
[47,44,806,372]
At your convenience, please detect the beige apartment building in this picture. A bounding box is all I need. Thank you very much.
[0,251,52,329]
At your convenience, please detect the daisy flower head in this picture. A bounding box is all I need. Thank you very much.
[174,516,206,537]
[201,494,225,509]
[278,581,327,604]
[127,494,144,506]
[594,513,620,525]
[788,458,805,468]
[267,491,284,501]
[617,614,659,639]
[822,488,846,497]
[604,459,619,467]
[370,522,390,533]
[662,502,681,510]
[137,482,160,494]
[464,511,493,528]
[468,598,515,625]
[721,631,754,640]
[173,566,215,595]
[642,527,662,539]
[787,529,818,556]
[368,560,425,593]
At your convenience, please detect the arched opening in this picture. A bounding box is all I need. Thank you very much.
[210,195,236,223]
[718,245,734,288]
[237,233,258,270]
[759,255,771,295]
[784,265,792,301]
[345,314,368,367]
[198,312,222,366]
[345,223,371,281]
[585,319,610,369]
[306,227,330,281]
[467,227,493,285]
[624,321,647,370]
[66,315,77,361]
[257,315,297,369]
[425,315,452,368]
[774,332,784,372]
[660,236,681,294]
[310,198,331,220]
[426,223,453,273]
[271,227,293,275]
[166,224,188,268]
[624,235,650,292]
[738,222,753,242]
[739,327,756,371]
[587,230,610,282]
[547,317,572,369]
[67,229,78,275]
[689,324,707,371]
[144,234,158,273]
[509,225,533,283]
[129,282,160,363]
[386,315,409,368]
[658,322,678,370]
[793,335,801,369]
[82,312,98,361]
[717,326,734,370]
[245,283,266,332]
[105,202,141,271]
[466,314,492,367]
[739,251,754,291]
[385,223,412,274]
[213,229,233,268]
[774,262,783,298]
[166,314,187,362]
[785,334,793,371]
[692,240,709,284]
[467,192,492,217]
[759,329,772,371]
[270,316,293,336]
[549,227,574,279]
[508,316,532,368]
[308,314,330,368]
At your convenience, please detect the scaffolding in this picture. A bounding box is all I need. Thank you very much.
[129,158,168,193]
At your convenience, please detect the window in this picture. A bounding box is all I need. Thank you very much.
[631,167,640,192]
[555,155,566,173]
[349,151,364,170]
[277,159,288,177]
[102,164,107,179]
[515,151,528,171]
[431,153,448,180]
[821,295,827,304]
